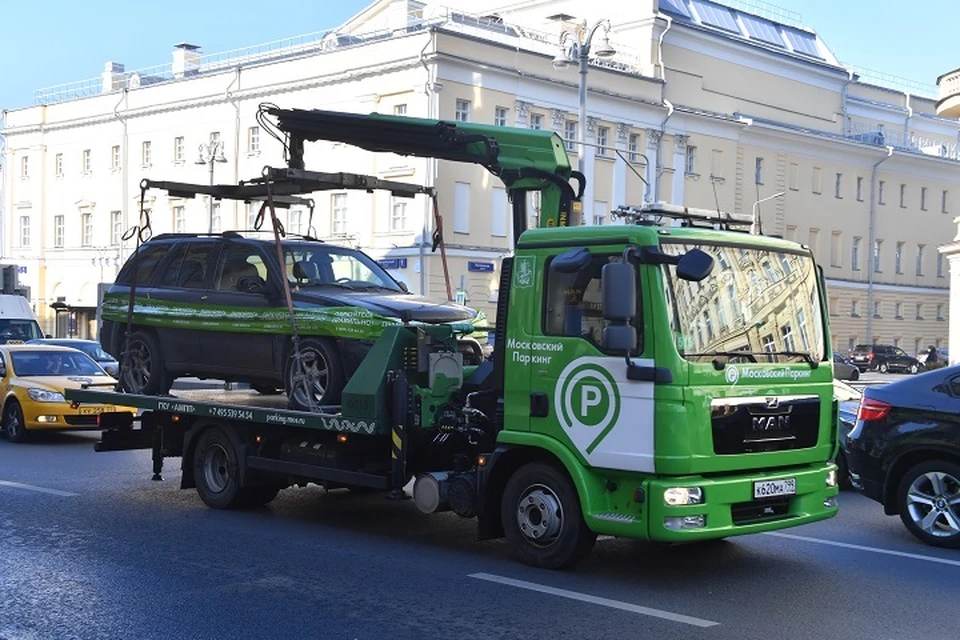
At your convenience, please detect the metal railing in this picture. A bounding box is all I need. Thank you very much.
[845,64,938,99]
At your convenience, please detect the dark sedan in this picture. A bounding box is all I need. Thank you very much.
[26,338,120,378]
[844,365,960,548]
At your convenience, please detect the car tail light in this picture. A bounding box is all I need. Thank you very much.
[866,353,874,361]
[857,397,891,421]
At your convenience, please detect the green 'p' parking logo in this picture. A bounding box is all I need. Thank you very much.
[555,360,621,454]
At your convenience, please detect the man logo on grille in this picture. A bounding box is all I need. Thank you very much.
[555,359,621,454]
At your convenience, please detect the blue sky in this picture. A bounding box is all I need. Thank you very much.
[1,0,957,111]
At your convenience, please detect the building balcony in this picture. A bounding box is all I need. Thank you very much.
[936,68,960,119]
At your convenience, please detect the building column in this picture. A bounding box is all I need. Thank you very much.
[672,134,688,206]
[613,123,630,221]
[514,100,532,128]
[939,215,960,365]
[645,129,661,203]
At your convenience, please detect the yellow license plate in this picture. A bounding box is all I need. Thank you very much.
[79,406,115,415]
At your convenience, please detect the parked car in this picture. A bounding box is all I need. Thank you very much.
[26,338,120,377]
[844,365,960,548]
[99,234,487,410]
[849,344,921,374]
[0,344,135,442]
[833,354,860,381]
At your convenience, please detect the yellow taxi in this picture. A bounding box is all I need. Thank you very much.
[0,343,135,442]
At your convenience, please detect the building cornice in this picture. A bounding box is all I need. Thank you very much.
[826,278,949,296]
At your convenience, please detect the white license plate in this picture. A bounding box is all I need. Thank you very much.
[79,406,115,415]
[754,478,796,499]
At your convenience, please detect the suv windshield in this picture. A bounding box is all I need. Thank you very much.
[661,242,825,364]
[283,243,402,292]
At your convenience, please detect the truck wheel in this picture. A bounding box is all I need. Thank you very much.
[897,460,960,549]
[120,331,171,395]
[193,427,245,509]
[286,338,343,411]
[501,462,597,569]
[3,401,28,443]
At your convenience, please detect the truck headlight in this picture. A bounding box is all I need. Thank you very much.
[664,487,704,506]
[28,388,66,403]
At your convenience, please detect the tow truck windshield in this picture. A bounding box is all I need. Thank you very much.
[661,242,826,365]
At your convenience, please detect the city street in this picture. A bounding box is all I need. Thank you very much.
[1,377,957,640]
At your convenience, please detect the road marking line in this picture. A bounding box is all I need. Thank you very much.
[762,532,960,568]
[468,572,719,628]
[0,480,78,497]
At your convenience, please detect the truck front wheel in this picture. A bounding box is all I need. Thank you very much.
[193,427,246,509]
[501,462,596,569]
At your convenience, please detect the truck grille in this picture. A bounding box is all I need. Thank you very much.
[731,497,793,525]
[711,395,820,455]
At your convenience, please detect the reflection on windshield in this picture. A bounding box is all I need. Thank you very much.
[283,244,401,292]
[11,351,107,376]
[0,320,43,343]
[662,242,825,364]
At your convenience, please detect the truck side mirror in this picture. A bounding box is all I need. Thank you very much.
[398,281,409,293]
[601,262,636,322]
[676,248,714,282]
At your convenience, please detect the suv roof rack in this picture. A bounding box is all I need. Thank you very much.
[149,230,325,243]
[612,202,755,232]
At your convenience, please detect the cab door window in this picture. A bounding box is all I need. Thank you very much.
[542,253,641,352]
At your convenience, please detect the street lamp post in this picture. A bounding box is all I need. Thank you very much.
[751,192,785,235]
[553,19,616,225]
[196,140,228,234]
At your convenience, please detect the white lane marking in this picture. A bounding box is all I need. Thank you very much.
[0,480,78,497]
[468,572,719,628]
[763,532,960,568]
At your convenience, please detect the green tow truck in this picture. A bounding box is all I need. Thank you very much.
[67,107,840,569]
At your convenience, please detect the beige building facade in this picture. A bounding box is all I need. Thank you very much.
[2,0,958,353]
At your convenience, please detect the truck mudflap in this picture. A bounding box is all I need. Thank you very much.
[582,462,839,540]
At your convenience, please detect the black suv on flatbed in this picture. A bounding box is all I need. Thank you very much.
[100,233,485,409]
[849,344,921,374]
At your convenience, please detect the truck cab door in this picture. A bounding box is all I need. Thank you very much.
[518,247,657,473]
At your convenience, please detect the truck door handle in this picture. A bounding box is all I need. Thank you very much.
[530,392,549,418]
[626,362,673,383]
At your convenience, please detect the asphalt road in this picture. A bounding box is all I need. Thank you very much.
[2,407,958,640]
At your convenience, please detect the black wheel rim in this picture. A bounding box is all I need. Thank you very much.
[5,406,22,439]
[289,346,329,407]
[122,338,153,392]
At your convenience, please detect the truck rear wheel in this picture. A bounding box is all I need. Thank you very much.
[501,462,596,569]
[193,427,246,509]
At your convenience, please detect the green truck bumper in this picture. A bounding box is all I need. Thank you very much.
[584,462,839,541]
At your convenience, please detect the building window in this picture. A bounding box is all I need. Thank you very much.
[20,156,28,178]
[849,337,857,352]
[916,245,925,276]
[393,104,407,116]
[937,304,944,320]
[82,149,91,173]
[755,157,764,185]
[788,162,799,190]
[856,176,863,201]
[111,211,122,245]
[331,194,347,236]
[111,145,121,170]
[879,180,885,205]
[943,190,949,214]
[455,99,470,123]
[494,106,508,127]
[629,134,640,163]
[530,113,543,130]
[812,167,822,194]
[246,203,258,229]
[895,241,904,274]
[808,229,820,259]
[895,302,903,319]
[685,146,697,174]
[564,120,577,151]
[55,153,63,177]
[830,231,842,267]
[873,239,882,273]
[289,208,303,235]
[173,206,186,233]
[829,296,838,316]
[710,149,724,178]
[248,126,260,153]
[835,173,842,199]
[174,136,185,163]
[873,301,881,318]
[54,215,64,248]
[19,216,30,247]
[142,141,152,166]
[211,202,221,233]
[780,323,796,351]
[921,187,928,211]
[593,200,607,226]
[900,183,906,208]
[81,212,93,246]
[597,126,609,157]
[938,253,945,278]
[390,199,407,232]
[916,303,923,320]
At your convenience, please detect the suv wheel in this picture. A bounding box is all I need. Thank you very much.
[897,460,960,548]
[120,331,171,395]
[908,362,920,375]
[878,361,889,374]
[285,338,344,411]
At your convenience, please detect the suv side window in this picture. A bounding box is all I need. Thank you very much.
[155,242,218,289]
[543,253,641,352]
[115,244,168,286]
[215,245,269,292]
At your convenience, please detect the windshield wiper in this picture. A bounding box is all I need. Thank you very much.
[760,350,819,368]
[685,351,758,365]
